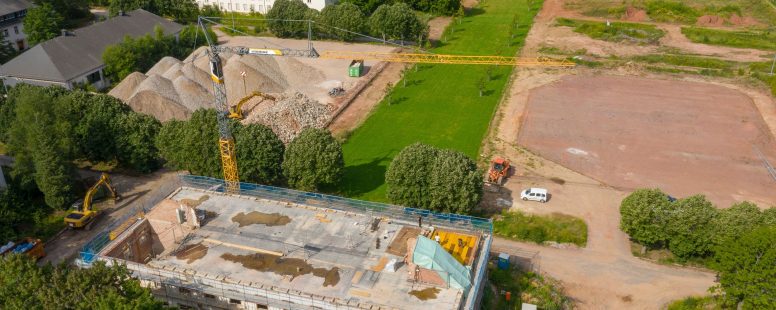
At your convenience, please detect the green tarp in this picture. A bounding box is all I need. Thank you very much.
[412,235,472,292]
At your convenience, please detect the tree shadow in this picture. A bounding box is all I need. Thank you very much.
[341,157,390,197]
[483,89,496,96]
[466,7,486,17]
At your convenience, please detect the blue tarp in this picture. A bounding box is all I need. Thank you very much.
[412,236,472,292]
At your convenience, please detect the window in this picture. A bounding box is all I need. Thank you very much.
[87,71,101,83]
[13,26,18,34]
[229,298,241,304]
[243,4,247,11]
[228,3,232,10]
[2,29,8,37]
[204,293,216,299]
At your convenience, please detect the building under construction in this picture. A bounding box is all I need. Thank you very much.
[81,175,493,310]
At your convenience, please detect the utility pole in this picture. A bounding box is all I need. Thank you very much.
[241,71,247,97]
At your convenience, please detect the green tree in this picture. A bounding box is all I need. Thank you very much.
[386,142,438,208]
[115,113,161,173]
[34,0,91,22]
[267,0,311,38]
[102,38,138,82]
[23,3,64,45]
[763,207,776,226]
[368,3,425,42]
[235,123,285,184]
[156,109,222,178]
[712,201,763,246]
[282,128,344,191]
[428,149,482,214]
[0,254,165,308]
[619,188,673,248]
[667,195,719,259]
[103,26,195,83]
[0,32,18,64]
[340,0,384,15]
[713,226,776,309]
[318,2,366,41]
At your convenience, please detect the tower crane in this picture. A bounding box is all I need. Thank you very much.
[197,17,574,193]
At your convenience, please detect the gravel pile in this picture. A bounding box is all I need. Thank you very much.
[245,92,333,143]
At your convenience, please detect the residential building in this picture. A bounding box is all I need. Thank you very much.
[0,9,182,90]
[80,175,492,310]
[0,0,33,51]
[196,0,337,14]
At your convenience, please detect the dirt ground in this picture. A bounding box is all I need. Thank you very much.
[517,74,776,207]
[525,0,772,62]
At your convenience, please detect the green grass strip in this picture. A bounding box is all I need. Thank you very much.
[339,0,543,201]
[493,211,588,246]
[682,27,776,51]
[556,18,665,44]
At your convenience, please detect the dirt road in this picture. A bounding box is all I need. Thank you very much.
[41,170,180,265]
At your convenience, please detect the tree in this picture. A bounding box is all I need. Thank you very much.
[763,207,776,226]
[267,0,311,38]
[115,113,161,173]
[156,109,222,178]
[23,3,64,45]
[369,3,425,42]
[318,2,366,41]
[712,201,763,246]
[386,143,438,208]
[0,32,18,64]
[713,226,776,309]
[619,188,673,248]
[667,195,719,259]
[340,0,384,15]
[0,254,166,308]
[103,26,197,83]
[282,128,344,191]
[428,150,482,214]
[235,123,285,184]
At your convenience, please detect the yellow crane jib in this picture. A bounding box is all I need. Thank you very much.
[228,91,276,120]
[64,173,120,230]
[319,51,576,67]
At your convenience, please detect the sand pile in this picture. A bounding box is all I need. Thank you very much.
[245,92,333,143]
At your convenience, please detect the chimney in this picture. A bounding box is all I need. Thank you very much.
[61,29,67,37]
[118,10,124,16]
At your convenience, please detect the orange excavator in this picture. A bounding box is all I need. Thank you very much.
[487,157,511,185]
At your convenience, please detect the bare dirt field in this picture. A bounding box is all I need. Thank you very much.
[517,74,776,207]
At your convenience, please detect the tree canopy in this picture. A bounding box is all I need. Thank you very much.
[368,3,426,42]
[714,226,776,309]
[0,33,17,64]
[0,254,166,309]
[282,128,344,191]
[23,3,64,45]
[235,124,285,185]
[318,2,367,41]
[619,188,673,247]
[666,195,718,259]
[386,143,482,214]
[107,0,199,22]
[267,0,314,38]
[712,201,763,246]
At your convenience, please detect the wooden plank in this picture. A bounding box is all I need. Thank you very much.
[202,238,283,256]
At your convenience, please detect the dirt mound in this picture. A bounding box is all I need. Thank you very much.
[147,57,182,76]
[127,91,190,122]
[245,92,333,143]
[728,14,760,27]
[696,15,725,27]
[223,56,288,101]
[181,62,212,90]
[172,75,213,111]
[623,7,647,22]
[108,72,146,101]
[162,62,183,80]
[134,74,181,104]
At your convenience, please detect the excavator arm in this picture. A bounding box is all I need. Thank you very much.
[82,173,118,214]
[228,91,276,120]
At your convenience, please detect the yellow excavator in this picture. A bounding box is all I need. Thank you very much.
[228,91,276,120]
[64,173,120,230]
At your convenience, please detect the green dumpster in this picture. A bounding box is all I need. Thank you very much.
[349,60,364,77]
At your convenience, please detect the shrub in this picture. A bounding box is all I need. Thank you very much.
[494,211,587,246]
[282,128,344,191]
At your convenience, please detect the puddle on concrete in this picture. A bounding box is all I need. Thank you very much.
[231,211,291,227]
[221,253,339,287]
[181,195,210,207]
[175,243,208,264]
[409,287,441,301]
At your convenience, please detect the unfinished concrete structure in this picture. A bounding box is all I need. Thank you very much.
[81,175,492,310]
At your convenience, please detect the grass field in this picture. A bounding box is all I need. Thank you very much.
[493,211,588,246]
[556,18,665,44]
[339,0,543,201]
[682,27,776,51]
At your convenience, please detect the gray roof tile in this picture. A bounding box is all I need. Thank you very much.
[0,0,33,17]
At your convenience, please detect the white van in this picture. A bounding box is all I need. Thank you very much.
[520,188,548,203]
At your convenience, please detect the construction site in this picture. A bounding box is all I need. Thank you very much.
[80,175,492,310]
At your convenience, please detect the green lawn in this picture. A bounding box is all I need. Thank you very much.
[556,18,665,44]
[340,0,543,202]
[493,211,588,246]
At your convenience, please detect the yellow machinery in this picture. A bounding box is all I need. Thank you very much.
[228,91,276,120]
[64,173,120,230]
[197,17,574,194]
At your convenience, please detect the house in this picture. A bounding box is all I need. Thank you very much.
[0,0,33,51]
[0,9,182,90]
[196,0,337,14]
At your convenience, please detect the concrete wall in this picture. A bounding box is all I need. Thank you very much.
[104,220,155,263]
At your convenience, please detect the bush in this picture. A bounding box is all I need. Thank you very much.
[318,2,366,41]
[556,18,665,44]
[714,226,776,308]
[369,3,426,42]
[267,0,314,38]
[282,128,344,191]
[619,188,673,247]
[681,27,776,51]
[235,124,285,185]
[666,195,718,259]
[493,211,588,246]
[385,143,482,213]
